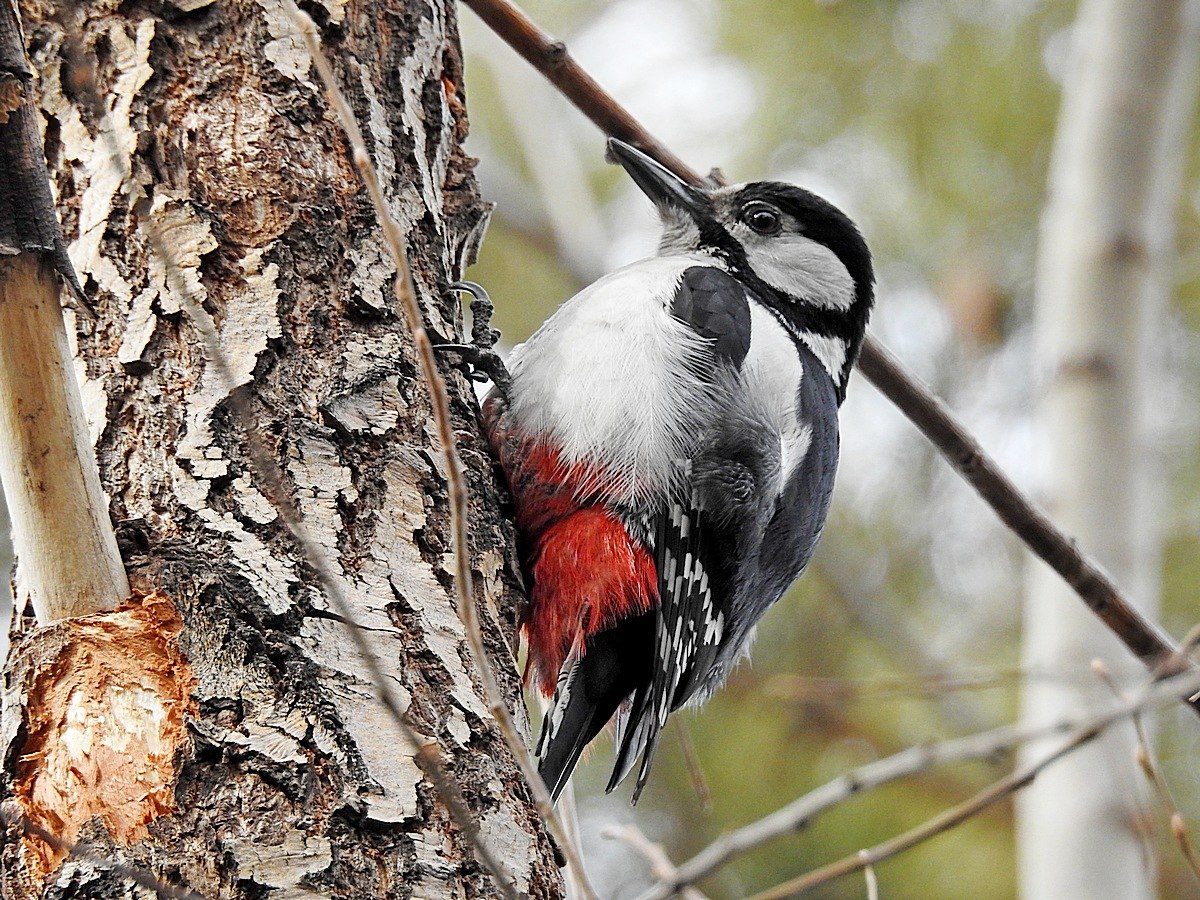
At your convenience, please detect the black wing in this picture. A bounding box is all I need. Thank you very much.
[669,266,752,367]
[608,267,763,799]
[737,346,839,618]
[536,615,652,801]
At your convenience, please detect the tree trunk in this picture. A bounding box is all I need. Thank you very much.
[1018,1,1200,897]
[0,2,560,897]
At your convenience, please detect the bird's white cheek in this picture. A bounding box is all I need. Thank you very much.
[745,234,856,311]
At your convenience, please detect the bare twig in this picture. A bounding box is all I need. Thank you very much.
[62,18,520,899]
[741,669,1200,899]
[459,0,697,182]
[672,716,713,813]
[636,717,1055,898]
[762,668,1091,706]
[602,825,708,900]
[636,663,1200,900]
[1093,658,1200,884]
[0,803,204,900]
[284,6,596,895]
[861,853,879,900]
[856,342,1186,682]
[457,0,1199,710]
[1172,814,1200,884]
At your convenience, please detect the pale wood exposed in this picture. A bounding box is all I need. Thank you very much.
[0,253,129,622]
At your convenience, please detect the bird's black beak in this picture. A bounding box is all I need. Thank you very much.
[607,138,707,219]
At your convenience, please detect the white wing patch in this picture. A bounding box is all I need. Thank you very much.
[780,422,814,487]
[742,304,812,484]
[798,333,847,382]
[535,641,583,762]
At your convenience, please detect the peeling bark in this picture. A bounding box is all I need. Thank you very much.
[0,1,128,624]
[1,1,558,897]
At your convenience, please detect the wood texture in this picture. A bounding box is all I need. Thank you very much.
[1,2,559,896]
[0,0,125,623]
[0,253,129,621]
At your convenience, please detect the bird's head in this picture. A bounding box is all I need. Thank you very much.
[609,138,874,396]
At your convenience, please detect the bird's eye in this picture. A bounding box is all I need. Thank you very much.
[741,203,782,236]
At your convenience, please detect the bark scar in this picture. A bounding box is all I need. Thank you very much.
[8,590,197,880]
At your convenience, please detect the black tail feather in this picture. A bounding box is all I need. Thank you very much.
[537,616,653,801]
[607,681,652,793]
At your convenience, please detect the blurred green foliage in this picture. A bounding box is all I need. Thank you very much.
[462,1,1200,896]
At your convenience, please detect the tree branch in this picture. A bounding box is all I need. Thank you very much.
[738,668,1200,899]
[458,0,1199,710]
[0,0,128,622]
[636,713,1076,897]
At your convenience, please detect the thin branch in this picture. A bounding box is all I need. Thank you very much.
[861,853,879,900]
[741,669,1200,899]
[0,803,204,900]
[1093,658,1200,884]
[602,826,708,900]
[856,342,1186,680]
[61,18,520,900]
[761,667,1094,706]
[459,0,697,182]
[632,664,1198,900]
[636,718,1053,898]
[671,716,713,813]
[457,0,1200,710]
[1172,813,1200,884]
[638,657,1200,899]
[284,6,596,895]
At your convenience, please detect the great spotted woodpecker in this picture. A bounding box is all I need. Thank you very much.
[479,139,874,802]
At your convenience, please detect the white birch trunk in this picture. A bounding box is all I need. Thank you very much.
[1018,2,1200,897]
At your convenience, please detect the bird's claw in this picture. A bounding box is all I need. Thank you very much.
[438,281,512,396]
[448,281,502,352]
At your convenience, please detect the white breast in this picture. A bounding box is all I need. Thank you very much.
[506,255,719,504]
[742,304,810,485]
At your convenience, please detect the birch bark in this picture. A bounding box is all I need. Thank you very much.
[1018,2,1200,897]
[0,2,559,896]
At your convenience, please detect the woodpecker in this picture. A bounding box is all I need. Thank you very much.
[480,139,874,803]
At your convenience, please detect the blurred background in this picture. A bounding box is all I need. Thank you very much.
[458,0,1200,896]
[1,1,1196,896]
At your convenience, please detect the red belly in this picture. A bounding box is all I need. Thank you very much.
[485,397,657,695]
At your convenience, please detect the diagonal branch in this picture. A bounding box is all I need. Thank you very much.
[856,343,1180,672]
[457,0,1199,709]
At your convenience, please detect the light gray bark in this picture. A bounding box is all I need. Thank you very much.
[0,2,560,897]
[1018,2,1200,897]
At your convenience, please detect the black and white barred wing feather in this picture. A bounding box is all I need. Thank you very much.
[609,468,725,801]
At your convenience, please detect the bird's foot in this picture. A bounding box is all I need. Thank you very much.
[437,281,512,396]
